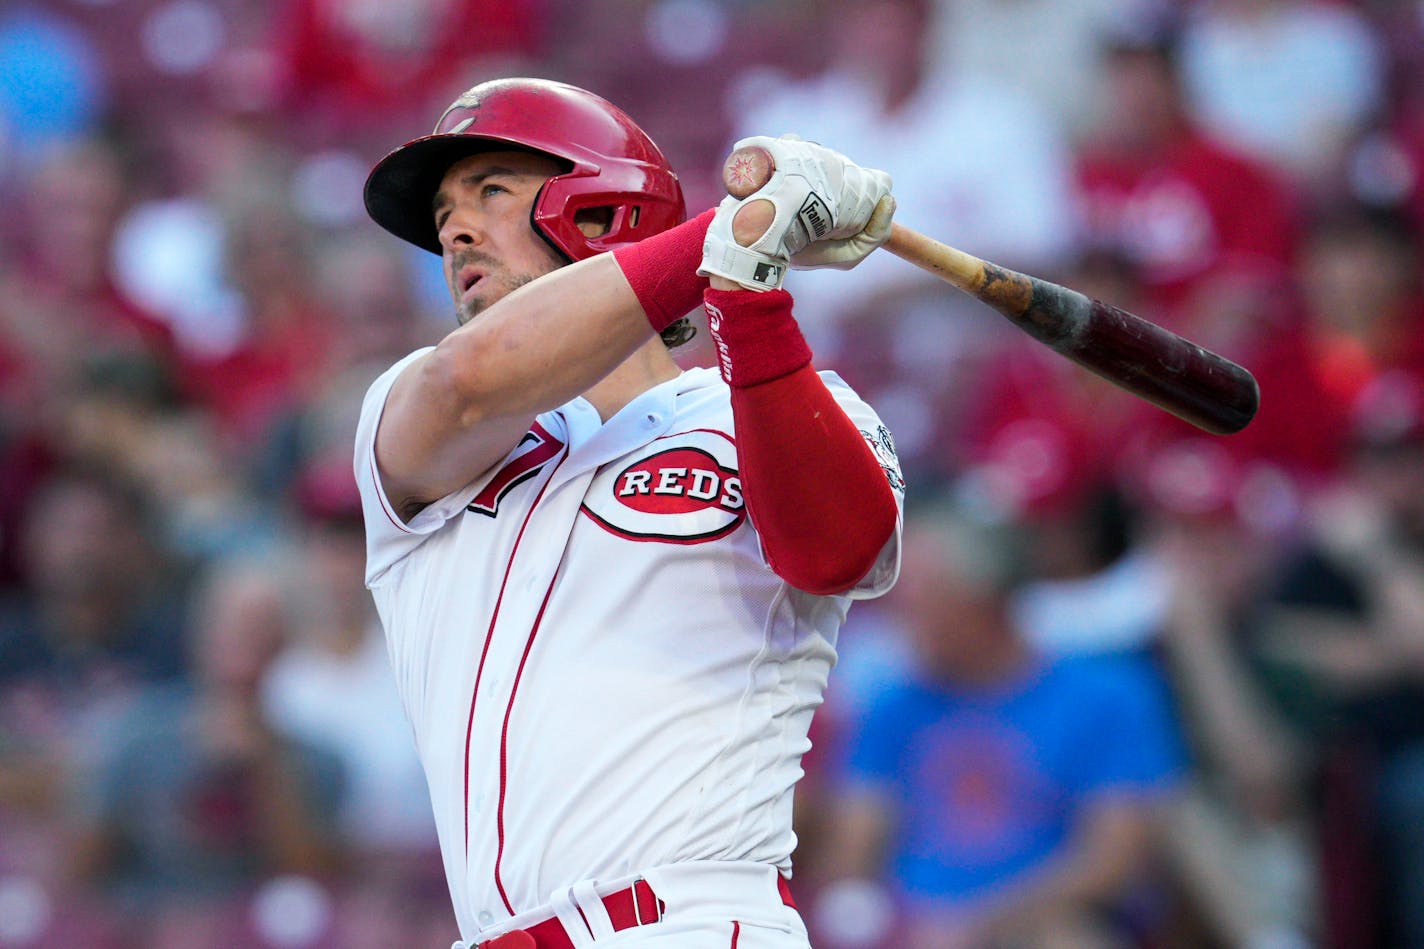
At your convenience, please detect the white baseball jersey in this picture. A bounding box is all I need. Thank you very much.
[354,350,905,941]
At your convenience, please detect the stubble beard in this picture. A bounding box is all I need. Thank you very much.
[452,246,565,326]
[456,272,537,325]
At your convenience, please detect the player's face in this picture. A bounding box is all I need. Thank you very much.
[433,150,568,325]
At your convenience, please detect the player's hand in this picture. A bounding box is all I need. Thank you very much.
[698,134,893,290]
[791,193,895,271]
[699,192,791,290]
[737,134,893,248]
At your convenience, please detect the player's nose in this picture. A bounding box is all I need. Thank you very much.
[438,204,484,251]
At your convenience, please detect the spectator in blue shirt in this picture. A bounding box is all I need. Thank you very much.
[819,501,1184,949]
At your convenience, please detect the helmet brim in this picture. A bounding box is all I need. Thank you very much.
[364,135,551,256]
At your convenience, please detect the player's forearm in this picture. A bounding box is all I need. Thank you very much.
[377,254,655,510]
[734,373,897,593]
[425,208,714,421]
[705,287,897,594]
[419,253,659,423]
[378,215,714,508]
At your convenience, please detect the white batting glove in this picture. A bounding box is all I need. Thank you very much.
[742,134,893,251]
[791,194,896,271]
[699,193,791,290]
[698,134,893,290]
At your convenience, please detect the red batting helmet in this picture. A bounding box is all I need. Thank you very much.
[364,78,686,261]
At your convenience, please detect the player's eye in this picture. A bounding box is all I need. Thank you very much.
[481,183,507,199]
[435,209,451,230]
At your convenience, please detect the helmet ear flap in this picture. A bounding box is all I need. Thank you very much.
[526,180,573,263]
[520,181,623,263]
[531,162,684,260]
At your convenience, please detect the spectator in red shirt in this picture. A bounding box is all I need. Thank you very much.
[0,138,175,427]
[273,0,545,142]
[1073,26,1300,328]
[1297,205,1424,411]
[1165,203,1424,490]
[179,201,336,448]
[1072,28,1371,490]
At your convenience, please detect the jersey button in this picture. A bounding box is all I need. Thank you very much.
[478,910,494,927]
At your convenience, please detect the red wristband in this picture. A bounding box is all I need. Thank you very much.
[612,209,715,332]
[703,288,812,388]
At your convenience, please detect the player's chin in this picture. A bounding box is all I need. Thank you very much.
[456,287,498,325]
[455,300,483,325]
[455,271,548,324]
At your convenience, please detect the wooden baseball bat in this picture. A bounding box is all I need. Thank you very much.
[722,146,1260,436]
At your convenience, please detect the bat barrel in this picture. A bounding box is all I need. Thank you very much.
[1012,272,1260,435]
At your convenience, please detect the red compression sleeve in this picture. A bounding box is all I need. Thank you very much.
[704,287,899,595]
[612,209,715,332]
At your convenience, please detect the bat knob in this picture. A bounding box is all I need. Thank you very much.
[722,146,775,199]
[719,146,777,246]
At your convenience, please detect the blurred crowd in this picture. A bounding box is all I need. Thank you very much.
[2,0,1424,946]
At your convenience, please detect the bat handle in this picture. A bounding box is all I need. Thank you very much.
[722,145,776,199]
[724,146,983,281]
[882,223,985,289]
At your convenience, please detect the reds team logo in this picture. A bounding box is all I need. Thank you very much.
[581,430,745,544]
[436,85,484,133]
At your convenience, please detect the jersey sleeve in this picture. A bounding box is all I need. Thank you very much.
[819,370,906,599]
[353,348,535,586]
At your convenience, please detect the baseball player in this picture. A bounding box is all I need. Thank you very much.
[355,77,904,948]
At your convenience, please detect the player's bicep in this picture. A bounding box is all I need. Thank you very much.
[375,351,533,521]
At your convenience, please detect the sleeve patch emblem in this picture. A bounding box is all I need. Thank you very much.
[861,424,905,492]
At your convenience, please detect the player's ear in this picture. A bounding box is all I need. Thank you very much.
[574,206,614,238]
